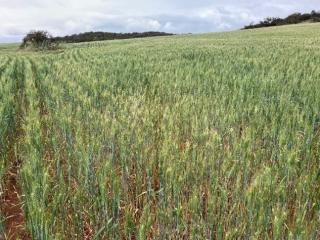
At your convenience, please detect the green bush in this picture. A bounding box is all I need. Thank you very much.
[20,30,59,50]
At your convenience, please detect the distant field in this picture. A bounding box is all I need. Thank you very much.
[1,23,320,239]
[0,43,19,52]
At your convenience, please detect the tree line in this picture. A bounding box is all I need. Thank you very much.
[52,31,174,43]
[244,10,320,29]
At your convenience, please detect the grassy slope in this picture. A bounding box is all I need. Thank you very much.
[0,23,320,239]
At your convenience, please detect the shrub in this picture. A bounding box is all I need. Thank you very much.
[20,30,59,50]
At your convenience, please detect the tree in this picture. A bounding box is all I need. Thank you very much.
[285,13,302,24]
[20,30,58,50]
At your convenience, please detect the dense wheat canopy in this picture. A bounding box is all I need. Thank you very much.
[0,23,320,239]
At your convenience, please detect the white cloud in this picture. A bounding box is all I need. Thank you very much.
[126,18,161,31]
[163,22,173,31]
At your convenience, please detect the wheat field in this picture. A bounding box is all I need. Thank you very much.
[0,23,320,239]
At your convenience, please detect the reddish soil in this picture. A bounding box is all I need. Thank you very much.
[1,161,29,240]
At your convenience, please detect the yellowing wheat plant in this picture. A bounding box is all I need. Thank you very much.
[0,23,320,239]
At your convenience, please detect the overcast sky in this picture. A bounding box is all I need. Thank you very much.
[0,0,319,42]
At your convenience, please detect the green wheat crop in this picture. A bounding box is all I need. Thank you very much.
[0,23,320,239]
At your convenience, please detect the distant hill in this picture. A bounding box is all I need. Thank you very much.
[53,31,174,43]
[243,10,320,30]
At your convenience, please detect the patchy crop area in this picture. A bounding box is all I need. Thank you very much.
[0,23,320,239]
